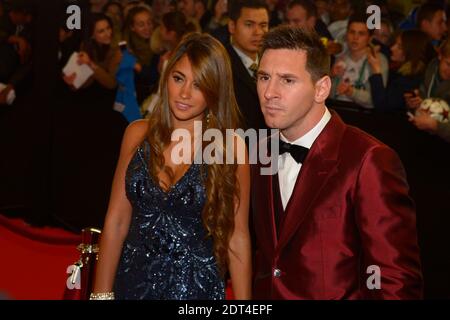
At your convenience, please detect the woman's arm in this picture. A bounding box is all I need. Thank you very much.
[78,49,121,90]
[368,74,384,105]
[367,47,388,109]
[92,120,149,295]
[410,111,450,143]
[91,49,121,89]
[227,137,252,300]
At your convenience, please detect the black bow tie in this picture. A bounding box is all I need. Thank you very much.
[279,140,309,164]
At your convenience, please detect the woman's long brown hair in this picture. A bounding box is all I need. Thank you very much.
[397,30,436,76]
[145,32,242,277]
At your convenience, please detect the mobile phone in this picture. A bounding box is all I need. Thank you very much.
[407,111,415,120]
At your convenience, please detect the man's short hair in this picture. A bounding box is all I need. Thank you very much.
[347,12,374,35]
[286,0,318,18]
[261,26,330,83]
[228,0,268,22]
[417,3,445,27]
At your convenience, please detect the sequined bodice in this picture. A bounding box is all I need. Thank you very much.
[114,141,224,300]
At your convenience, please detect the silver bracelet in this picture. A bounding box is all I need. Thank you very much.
[89,292,115,300]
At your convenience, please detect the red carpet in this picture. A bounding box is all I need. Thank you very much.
[0,214,234,300]
[0,214,81,299]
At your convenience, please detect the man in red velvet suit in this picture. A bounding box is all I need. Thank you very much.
[252,26,423,299]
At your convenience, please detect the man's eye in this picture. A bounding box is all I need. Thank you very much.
[258,75,269,81]
[282,78,294,84]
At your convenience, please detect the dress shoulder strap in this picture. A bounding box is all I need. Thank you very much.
[136,139,151,168]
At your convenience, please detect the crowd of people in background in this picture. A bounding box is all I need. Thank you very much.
[1,0,450,300]
[0,0,32,106]
[1,0,450,142]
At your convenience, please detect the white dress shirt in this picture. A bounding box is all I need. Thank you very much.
[278,108,332,209]
[231,43,258,77]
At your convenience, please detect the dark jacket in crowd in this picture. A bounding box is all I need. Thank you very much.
[224,41,266,130]
[419,58,450,104]
[369,70,422,112]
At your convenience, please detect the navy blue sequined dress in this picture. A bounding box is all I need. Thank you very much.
[114,140,225,300]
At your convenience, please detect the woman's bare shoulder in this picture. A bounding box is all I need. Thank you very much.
[127,118,149,133]
[122,119,150,152]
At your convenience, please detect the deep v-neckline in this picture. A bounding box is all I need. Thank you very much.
[139,140,197,196]
[155,163,195,195]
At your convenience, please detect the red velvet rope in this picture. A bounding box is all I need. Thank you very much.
[0,214,81,245]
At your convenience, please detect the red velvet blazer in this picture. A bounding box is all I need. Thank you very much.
[251,111,423,299]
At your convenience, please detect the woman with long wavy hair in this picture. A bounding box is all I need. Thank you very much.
[91,32,251,300]
[367,29,436,112]
[122,6,159,104]
[63,13,121,92]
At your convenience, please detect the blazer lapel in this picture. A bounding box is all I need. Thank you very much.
[276,111,346,252]
[226,44,257,96]
[252,162,278,254]
[239,66,257,96]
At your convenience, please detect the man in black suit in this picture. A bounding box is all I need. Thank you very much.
[225,0,269,130]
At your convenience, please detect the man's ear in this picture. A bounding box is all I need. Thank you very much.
[228,20,236,35]
[314,75,331,104]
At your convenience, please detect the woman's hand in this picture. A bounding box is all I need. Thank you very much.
[410,109,438,133]
[331,60,345,78]
[326,40,342,56]
[63,72,77,90]
[367,45,381,74]
[78,51,92,66]
[404,89,423,110]
[336,79,353,96]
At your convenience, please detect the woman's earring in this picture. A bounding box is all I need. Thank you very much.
[206,112,211,125]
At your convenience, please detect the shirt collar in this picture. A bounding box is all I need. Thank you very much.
[280,107,332,149]
[231,42,258,70]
